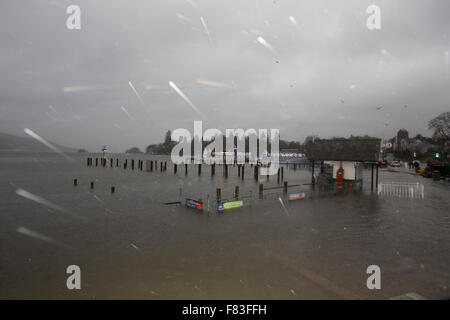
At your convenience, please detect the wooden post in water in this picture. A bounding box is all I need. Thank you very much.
[375,164,379,192]
[283,181,288,194]
[116,158,119,167]
[174,164,177,174]
[185,164,188,175]
[371,163,374,192]
[198,164,201,175]
[311,160,315,186]
[216,188,221,202]
[110,158,113,167]
[131,159,135,170]
[95,158,98,167]
[73,179,78,186]
[224,165,228,178]
[238,165,241,177]
[90,181,94,189]
[254,165,258,181]
[111,186,115,193]
[235,186,239,200]
[281,167,284,181]
[277,168,280,184]
[259,183,264,198]
[164,162,167,171]
[124,160,127,169]
[155,161,157,170]
[211,164,215,176]
[241,165,244,180]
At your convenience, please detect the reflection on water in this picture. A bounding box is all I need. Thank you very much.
[0,153,449,299]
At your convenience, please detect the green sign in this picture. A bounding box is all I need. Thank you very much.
[223,200,243,210]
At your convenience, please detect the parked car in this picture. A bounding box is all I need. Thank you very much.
[391,160,401,167]
[421,161,450,180]
[379,160,388,168]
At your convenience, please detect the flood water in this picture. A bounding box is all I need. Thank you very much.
[0,152,449,299]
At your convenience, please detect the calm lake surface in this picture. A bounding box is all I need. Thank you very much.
[0,152,449,299]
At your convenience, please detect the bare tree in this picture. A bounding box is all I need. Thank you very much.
[428,112,450,141]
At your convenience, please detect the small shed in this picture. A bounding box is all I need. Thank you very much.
[304,138,381,191]
[324,161,364,182]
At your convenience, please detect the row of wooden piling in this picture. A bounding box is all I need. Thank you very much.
[213,181,291,202]
[86,157,290,183]
[171,163,286,182]
[86,157,168,172]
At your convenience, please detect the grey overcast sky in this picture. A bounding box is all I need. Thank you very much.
[0,0,449,152]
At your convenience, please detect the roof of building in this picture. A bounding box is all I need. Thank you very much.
[304,138,381,162]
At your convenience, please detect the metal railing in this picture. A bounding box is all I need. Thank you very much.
[377,182,424,199]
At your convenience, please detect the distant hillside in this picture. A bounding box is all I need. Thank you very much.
[0,132,78,153]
